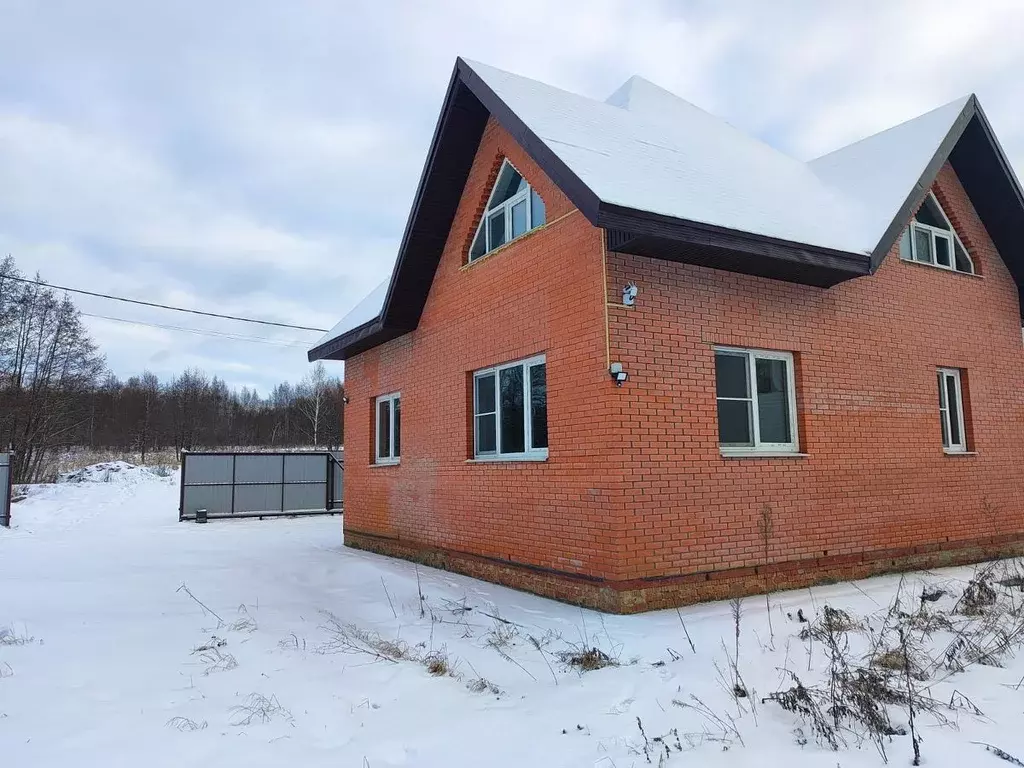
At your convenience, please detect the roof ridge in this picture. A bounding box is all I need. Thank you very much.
[811,94,973,163]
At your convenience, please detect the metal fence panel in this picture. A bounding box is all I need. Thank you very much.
[234,483,283,514]
[179,451,342,521]
[284,453,325,484]
[184,454,233,485]
[283,483,328,511]
[234,454,282,485]
[0,452,11,528]
[182,484,233,516]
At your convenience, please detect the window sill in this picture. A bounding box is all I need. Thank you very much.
[721,451,808,459]
[901,257,982,278]
[370,460,400,468]
[466,454,548,464]
[943,450,977,457]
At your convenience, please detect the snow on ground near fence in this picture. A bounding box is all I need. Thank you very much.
[3,469,1024,767]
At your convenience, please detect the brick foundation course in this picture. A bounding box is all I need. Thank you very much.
[345,528,1024,613]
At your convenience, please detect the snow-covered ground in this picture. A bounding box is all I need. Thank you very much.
[3,467,1024,767]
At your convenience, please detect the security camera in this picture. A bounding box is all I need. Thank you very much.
[622,282,638,306]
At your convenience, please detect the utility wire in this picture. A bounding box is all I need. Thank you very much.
[81,313,311,348]
[3,274,328,333]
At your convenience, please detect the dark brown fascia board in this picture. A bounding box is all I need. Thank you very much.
[973,99,1024,209]
[598,203,871,276]
[307,317,383,362]
[454,58,604,224]
[377,64,465,331]
[868,96,979,272]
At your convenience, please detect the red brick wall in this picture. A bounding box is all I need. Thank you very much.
[605,162,1024,583]
[342,117,628,580]
[343,127,1024,610]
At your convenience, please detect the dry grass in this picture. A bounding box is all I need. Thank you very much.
[0,624,35,646]
[229,692,292,726]
[166,716,208,731]
[556,646,619,672]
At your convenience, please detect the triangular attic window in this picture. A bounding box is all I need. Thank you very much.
[469,160,546,262]
[902,192,974,274]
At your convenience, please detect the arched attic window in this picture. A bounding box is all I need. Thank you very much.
[469,159,547,262]
[900,192,974,274]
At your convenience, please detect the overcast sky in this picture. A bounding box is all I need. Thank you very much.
[2,1,1022,394]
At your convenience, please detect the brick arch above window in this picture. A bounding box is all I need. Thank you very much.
[467,158,547,263]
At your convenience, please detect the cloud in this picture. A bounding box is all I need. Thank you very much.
[0,0,1021,393]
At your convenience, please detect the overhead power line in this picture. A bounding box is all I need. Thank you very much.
[3,274,328,333]
[82,313,311,348]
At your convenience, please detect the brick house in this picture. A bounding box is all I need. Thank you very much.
[309,59,1024,613]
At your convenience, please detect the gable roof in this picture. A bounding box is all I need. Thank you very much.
[310,60,1024,362]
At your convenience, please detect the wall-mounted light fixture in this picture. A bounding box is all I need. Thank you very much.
[609,362,628,386]
[622,282,638,306]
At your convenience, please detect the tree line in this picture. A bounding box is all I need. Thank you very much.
[0,255,343,483]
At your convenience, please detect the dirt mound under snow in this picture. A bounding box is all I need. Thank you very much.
[58,461,170,485]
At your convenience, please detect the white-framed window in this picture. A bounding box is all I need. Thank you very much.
[901,193,974,274]
[937,368,967,453]
[714,347,799,453]
[473,354,547,460]
[375,392,401,464]
[469,159,547,262]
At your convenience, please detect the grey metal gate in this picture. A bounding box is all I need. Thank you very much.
[328,451,343,511]
[0,452,11,528]
[179,451,343,521]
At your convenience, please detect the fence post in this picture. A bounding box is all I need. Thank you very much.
[178,451,187,522]
[1,450,12,528]
[230,454,237,516]
[280,453,286,514]
[324,452,331,512]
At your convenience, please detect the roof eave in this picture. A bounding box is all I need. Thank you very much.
[599,202,872,286]
[308,317,385,362]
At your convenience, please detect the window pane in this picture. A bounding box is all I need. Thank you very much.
[935,234,952,267]
[913,227,933,263]
[511,199,528,238]
[377,400,390,459]
[489,210,506,250]
[475,373,495,414]
[530,363,547,449]
[899,227,912,261]
[755,358,791,443]
[393,398,401,457]
[717,399,753,445]
[499,365,525,454]
[939,406,950,447]
[946,375,962,446]
[490,165,527,208]
[531,189,546,227]
[476,414,496,454]
[715,352,749,398]
[954,239,972,273]
[916,196,949,230]
[470,226,486,261]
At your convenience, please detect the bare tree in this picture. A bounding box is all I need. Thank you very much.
[296,361,329,447]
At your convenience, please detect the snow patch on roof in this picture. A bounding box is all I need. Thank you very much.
[808,96,972,249]
[313,280,387,349]
[465,59,873,254]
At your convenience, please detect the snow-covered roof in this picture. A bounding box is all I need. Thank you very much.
[467,60,875,254]
[809,96,972,255]
[312,58,1008,361]
[313,280,387,348]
